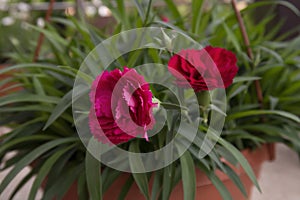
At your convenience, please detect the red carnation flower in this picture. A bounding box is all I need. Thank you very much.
[89,67,156,145]
[168,46,239,92]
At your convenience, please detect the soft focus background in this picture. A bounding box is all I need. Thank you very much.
[1,0,300,199]
[2,124,300,200]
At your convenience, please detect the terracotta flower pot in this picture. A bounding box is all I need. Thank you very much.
[0,64,22,97]
[103,144,273,200]
[41,144,274,200]
[170,144,273,200]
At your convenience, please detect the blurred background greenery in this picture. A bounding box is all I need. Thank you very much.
[0,0,300,199]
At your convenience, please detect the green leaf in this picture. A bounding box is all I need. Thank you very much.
[28,145,76,200]
[45,70,74,87]
[127,50,143,68]
[239,124,282,137]
[0,118,45,143]
[116,0,128,25]
[33,76,46,96]
[227,110,300,123]
[224,130,265,144]
[102,168,122,192]
[29,23,82,59]
[181,152,196,200]
[258,46,283,63]
[0,63,74,77]
[177,145,196,200]
[43,90,72,130]
[223,163,248,198]
[209,135,261,192]
[8,169,37,200]
[143,0,153,25]
[228,85,248,99]
[243,1,300,17]
[78,170,88,200]
[101,0,129,28]
[45,148,77,188]
[163,0,184,28]
[129,141,150,200]
[191,0,204,34]
[222,22,241,53]
[1,105,53,113]
[153,21,192,41]
[160,102,188,111]
[43,163,84,200]
[86,150,102,200]
[0,93,60,107]
[198,163,233,200]
[0,83,23,93]
[117,176,134,200]
[58,65,93,84]
[0,138,79,194]
[233,76,261,83]
[133,0,146,20]
[151,171,162,200]
[0,135,57,155]
[162,164,174,200]
[69,17,95,50]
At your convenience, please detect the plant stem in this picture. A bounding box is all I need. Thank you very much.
[33,0,55,62]
[231,0,276,161]
[231,0,264,108]
[197,91,210,108]
[197,91,210,124]
[143,0,153,26]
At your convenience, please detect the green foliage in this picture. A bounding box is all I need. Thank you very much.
[1,1,300,200]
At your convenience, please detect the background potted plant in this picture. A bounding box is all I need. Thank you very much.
[1,0,300,200]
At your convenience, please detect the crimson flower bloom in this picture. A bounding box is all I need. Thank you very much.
[89,67,156,145]
[168,46,238,92]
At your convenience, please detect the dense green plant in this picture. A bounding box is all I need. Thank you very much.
[1,1,300,200]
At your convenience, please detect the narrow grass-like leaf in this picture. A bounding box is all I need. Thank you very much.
[102,168,122,192]
[176,143,196,200]
[233,76,261,83]
[0,135,57,155]
[43,163,84,200]
[116,0,130,28]
[162,164,173,200]
[151,171,162,200]
[0,64,74,77]
[129,141,150,200]
[0,137,79,193]
[222,23,241,52]
[133,0,146,21]
[143,0,153,26]
[8,169,37,200]
[198,163,233,200]
[258,46,283,63]
[243,1,300,17]
[117,176,134,200]
[86,150,102,200]
[163,0,184,28]
[0,93,60,106]
[227,110,300,123]
[228,85,248,99]
[191,0,204,34]
[28,145,75,200]
[77,170,88,200]
[33,76,46,96]
[223,163,248,197]
[43,90,72,130]
[179,150,196,200]
[160,102,188,111]
[209,135,261,192]
[58,65,93,84]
